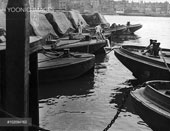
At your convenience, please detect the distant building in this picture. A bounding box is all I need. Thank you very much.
[114,1,125,14]
[68,0,84,11]
[22,0,170,16]
[116,9,124,14]
[90,0,100,12]
[99,0,115,14]
[57,0,67,10]
[29,0,34,8]
[40,0,48,8]
[29,0,48,9]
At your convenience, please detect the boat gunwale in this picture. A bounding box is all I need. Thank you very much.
[143,81,170,112]
[38,53,95,70]
[55,39,107,48]
[115,45,170,70]
[127,24,142,28]
[130,86,170,118]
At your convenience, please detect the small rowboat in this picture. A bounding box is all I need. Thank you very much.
[114,43,170,81]
[130,80,170,131]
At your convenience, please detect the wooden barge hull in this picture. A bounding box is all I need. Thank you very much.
[54,39,107,54]
[114,45,170,81]
[38,53,95,83]
[131,91,170,131]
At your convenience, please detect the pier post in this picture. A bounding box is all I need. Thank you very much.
[29,52,39,131]
[4,0,31,130]
[0,50,5,111]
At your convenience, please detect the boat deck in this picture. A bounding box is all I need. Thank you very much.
[44,39,106,49]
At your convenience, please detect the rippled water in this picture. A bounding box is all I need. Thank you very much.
[39,15,170,131]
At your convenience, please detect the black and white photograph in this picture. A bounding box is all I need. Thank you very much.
[0,0,170,131]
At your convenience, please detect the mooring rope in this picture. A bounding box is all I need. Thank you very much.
[105,46,120,55]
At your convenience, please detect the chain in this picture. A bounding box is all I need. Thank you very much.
[103,88,130,131]
[103,83,145,131]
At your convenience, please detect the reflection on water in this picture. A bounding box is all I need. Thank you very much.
[38,15,170,131]
[109,79,142,113]
[111,34,140,44]
[39,73,95,100]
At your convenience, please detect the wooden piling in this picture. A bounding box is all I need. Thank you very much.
[4,0,31,130]
[0,50,5,109]
[29,52,39,131]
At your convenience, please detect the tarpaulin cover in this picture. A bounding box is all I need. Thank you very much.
[0,10,6,30]
[45,11,75,37]
[82,13,110,28]
[30,11,58,38]
[64,10,88,29]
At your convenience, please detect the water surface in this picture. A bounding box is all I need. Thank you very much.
[39,15,170,131]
